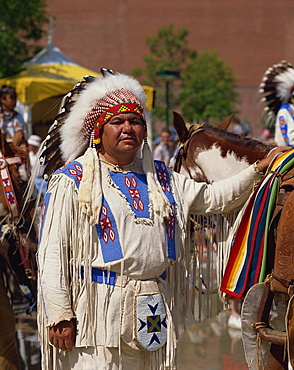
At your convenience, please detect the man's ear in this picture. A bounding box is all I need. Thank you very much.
[97,143,104,154]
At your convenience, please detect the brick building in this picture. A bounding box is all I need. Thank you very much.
[46,0,294,137]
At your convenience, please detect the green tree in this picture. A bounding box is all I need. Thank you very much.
[132,24,195,125]
[0,0,49,78]
[180,50,239,124]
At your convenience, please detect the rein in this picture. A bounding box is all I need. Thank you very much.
[0,149,26,219]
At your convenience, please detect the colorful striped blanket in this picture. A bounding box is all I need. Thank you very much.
[220,149,294,299]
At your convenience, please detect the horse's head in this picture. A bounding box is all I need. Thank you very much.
[172,112,208,182]
[172,112,273,183]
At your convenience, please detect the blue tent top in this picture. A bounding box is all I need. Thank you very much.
[24,45,77,66]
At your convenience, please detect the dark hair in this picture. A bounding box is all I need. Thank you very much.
[0,85,17,100]
[161,127,172,135]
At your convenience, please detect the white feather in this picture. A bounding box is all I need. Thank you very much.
[274,68,294,103]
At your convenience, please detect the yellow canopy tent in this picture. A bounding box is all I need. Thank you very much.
[0,64,154,109]
[0,61,155,138]
[0,51,102,137]
[0,63,101,105]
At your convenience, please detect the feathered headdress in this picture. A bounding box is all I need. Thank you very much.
[39,69,147,179]
[32,69,171,221]
[259,60,294,129]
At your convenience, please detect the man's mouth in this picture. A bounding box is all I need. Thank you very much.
[121,136,135,141]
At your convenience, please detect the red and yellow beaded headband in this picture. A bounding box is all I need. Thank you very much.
[93,102,146,145]
[82,88,147,147]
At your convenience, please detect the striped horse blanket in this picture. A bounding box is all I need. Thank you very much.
[220,149,294,299]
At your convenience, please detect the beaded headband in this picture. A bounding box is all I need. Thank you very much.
[93,102,145,145]
[82,88,146,146]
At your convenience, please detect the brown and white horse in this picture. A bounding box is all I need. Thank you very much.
[173,111,293,369]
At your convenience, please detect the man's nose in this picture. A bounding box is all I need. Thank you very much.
[122,120,132,132]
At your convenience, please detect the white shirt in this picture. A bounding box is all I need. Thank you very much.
[37,153,260,350]
[274,103,294,146]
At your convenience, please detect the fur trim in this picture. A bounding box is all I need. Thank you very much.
[60,74,147,163]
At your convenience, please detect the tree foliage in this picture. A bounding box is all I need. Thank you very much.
[180,50,239,124]
[133,24,194,85]
[132,24,195,124]
[134,25,239,129]
[0,0,49,78]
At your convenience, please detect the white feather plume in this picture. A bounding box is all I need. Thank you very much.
[275,68,294,103]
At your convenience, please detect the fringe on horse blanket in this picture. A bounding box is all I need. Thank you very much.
[220,149,294,299]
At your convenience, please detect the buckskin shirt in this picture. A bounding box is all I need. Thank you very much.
[37,151,261,369]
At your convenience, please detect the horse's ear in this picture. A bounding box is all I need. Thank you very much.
[216,114,234,131]
[173,111,189,143]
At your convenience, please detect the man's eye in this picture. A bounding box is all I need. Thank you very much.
[131,120,143,125]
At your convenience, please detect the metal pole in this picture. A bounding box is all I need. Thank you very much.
[166,80,170,127]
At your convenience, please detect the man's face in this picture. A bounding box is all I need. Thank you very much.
[28,144,39,154]
[160,132,171,145]
[100,112,145,163]
[0,94,16,111]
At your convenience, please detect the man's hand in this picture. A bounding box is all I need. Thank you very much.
[49,319,76,351]
[257,146,293,173]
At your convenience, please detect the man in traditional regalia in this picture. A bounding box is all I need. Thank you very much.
[260,60,294,146]
[37,70,287,369]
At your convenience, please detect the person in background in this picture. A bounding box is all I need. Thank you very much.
[153,127,175,165]
[259,60,294,146]
[0,85,27,151]
[28,135,42,170]
[231,122,245,136]
[36,71,289,370]
[0,85,29,181]
[259,128,275,145]
[275,99,294,146]
[242,119,253,137]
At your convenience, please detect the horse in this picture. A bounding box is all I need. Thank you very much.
[0,133,37,368]
[172,111,272,181]
[0,131,37,297]
[172,111,293,369]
